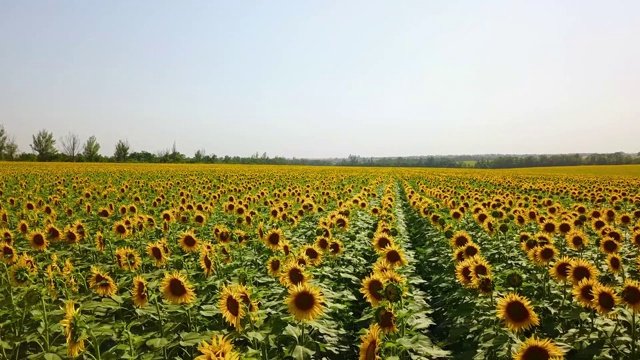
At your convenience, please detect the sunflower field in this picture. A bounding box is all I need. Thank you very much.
[0,163,639,360]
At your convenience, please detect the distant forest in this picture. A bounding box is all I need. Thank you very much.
[1,125,639,169]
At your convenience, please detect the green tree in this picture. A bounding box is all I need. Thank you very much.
[4,136,18,160]
[83,136,101,162]
[60,132,81,161]
[0,125,7,158]
[114,139,130,162]
[30,129,58,161]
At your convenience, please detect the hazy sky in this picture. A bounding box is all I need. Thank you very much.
[1,1,639,158]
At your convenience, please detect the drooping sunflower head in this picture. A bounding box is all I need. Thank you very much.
[286,283,325,322]
[1,243,17,264]
[200,249,215,277]
[267,257,281,277]
[161,271,195,305]
[512,335,564,360]
[496,293,540,332]
[606,253,622,274]
[374,305,398,334]
[60,300,86,357]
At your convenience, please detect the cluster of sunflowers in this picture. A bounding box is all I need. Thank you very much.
[401,167,640,359]
[0,163,446,359]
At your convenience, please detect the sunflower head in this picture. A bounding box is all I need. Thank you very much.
[496,293,540,332]
[286,283,325,322]
[592,284,619,317]
[161,272,196,305]
[513,336,564,360]
[621,279,640,311]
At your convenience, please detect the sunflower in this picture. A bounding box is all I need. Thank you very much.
[0,229,13,245]
[131,275,148,308]
[573,278,598,308]
[358,323,382,360]
[512,335,564,360]
[549,257,572,282]
[1,243,16,264]
[193,212,206,226]
[60,301,86,357]
[161,272,195,305]
[112,220,129,238]
[17,220,29,234]
[286,283,325,322]
[534,245,557,264]
[606,253,622,274]
[360,273,387,306]
[469,256,492,281]
[94,231,104,252]
[333,215,349,230]
[566,231,588,251]
[200,250,215,277]
[315,236,330,252]
[632,230,640,248]
[46,224,62,242]
[280,261,309,287]
[328,239,343,255]
[264,228,284,250]
[372,233,395,253]
[115,247,142,271]
[219,285,245,330]
[28,230,48,251]
[9,258,34,287]
[462,242,481,259]
[620,279,640,312]
[568,258,598,285]
[178,230,200,253]
[301,245,322,266]
[267,257,281,277]
[382,245,407,267]
[496,293,540,332]
[374,306,398,333]
[592,284,619,317]
[232,283,258,314]
[88,267,117,297]
[146,242,167,267]
[455,259,474,287]
[196,334,240,360]
[450,231,472,249]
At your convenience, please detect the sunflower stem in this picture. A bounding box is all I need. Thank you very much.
[300,322,305,346]
[154,296,165,338]
[41,297,50,352]
[633,310,637,360]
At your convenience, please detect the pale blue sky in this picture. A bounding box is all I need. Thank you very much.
[1,1,639,158]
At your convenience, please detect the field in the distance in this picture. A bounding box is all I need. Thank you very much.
[0,163,639,359]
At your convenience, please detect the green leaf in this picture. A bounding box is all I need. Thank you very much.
[44,354,62,360]
[292,345,314,360]
[145,338,168,349]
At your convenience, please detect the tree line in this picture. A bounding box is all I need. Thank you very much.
[0,125,638,168]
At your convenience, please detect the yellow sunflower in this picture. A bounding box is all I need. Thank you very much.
[549,257,572,282]
[200,250,215,277]
[161,272,196,305]
[60,301,86,357]
[372,233,395,253]
[131,275,148,308]
[286,282,325,322]
[196,334,240,360]
[359,323,382,360]
[280,261,309,288]
[512,335,564,360]
[146,241,167,267]
[88,267,117,297]
[568,258,598,285]
[374,306,398,333]
[219,285,245,330]
[264,228,284,250]
[267,257,281,277]
[382,245,407,267]
[178,230,200,253]
[573,278,599,308]
[496,293,540,332]
[360,273,387,306]
[620,279,640,312]
[592,284,619,317]
[28,229,48,251]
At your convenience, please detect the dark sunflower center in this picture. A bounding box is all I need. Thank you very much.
[305,248,318,259]
[289,268,304,285]
[454,236,468,247]
[573,266,591,281]
[462,267,472,282]
[294,291,315,311]
[521,345,551,360]
[169,278,187,296]
[598,292,615,311]
[386,250,401,263]
[379,310,394,328]
[318,238,329,249]
[609,257,620,269]
[603,240,617,252]
[116,225,126,234]
[369,280,384,300]
[464,246,478,257]
[559,223,571,233]
[623,287,640,305]
[226,295,240,317]
[557,263,570,276]
[505,301,530,323]
[365,340,378,360]
[581,285,594,301]
[540,248,554,260]
[378,237,392,248]
[270,260,280,271]
[475,265,488,276]
[204,255,212,269]
[33,234,45,245]
[183,235,196,247]
[268,233,280,245]
[152,247,163,260]
[330,243,340,253]
[572,237,584,247]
